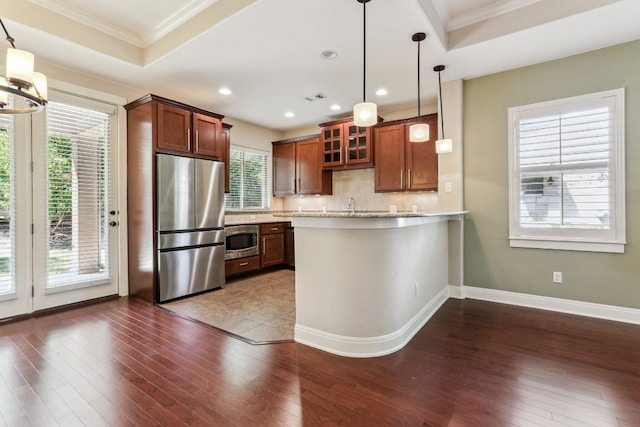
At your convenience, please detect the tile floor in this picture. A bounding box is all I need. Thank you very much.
[160,269,295,343]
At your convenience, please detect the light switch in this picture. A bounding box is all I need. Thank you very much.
[445,182,452,193]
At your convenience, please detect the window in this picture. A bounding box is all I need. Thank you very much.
[508,89,625,253]
[225,146,270,210]
[43,94,116,290]
[0,111,16,298]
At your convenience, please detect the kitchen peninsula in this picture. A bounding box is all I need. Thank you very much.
[278,210,466,358]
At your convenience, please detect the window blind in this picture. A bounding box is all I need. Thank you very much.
[0,111,15,297]
[516,99,614,230]
[225,147,269,210]
[45,94,116,289]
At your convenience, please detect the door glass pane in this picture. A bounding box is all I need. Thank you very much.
[0,113,15,298]
[45,98,115,290]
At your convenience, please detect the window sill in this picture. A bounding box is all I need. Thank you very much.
[509,237,625,253]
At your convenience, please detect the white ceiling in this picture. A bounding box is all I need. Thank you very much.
[3,0,640,130]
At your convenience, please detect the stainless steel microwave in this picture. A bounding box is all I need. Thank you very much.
[224,224,259,260]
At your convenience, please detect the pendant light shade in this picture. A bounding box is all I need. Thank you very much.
[436,138,453,154]
[409,32,429,142]
[410,123,430,142]
[353,0,377,127]
[6,48,34,88]
[434,65,452,154]
[0,18,48,114]
[354,102,377,127]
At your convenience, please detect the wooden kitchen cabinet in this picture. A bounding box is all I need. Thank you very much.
[157,103,192,152]
[272,135,332,196]
[220,123,232,193]
[320,117,381,169]
[374,115,438,192]
[152,95,224,160]
[261,223,285,267]
[225,255,261,277]
[192,112,222,158]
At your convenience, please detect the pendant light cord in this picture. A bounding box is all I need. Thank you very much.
[437,69,445,139]
[362,0,367,103]
[417,39,421,123]
[0,18,17,48]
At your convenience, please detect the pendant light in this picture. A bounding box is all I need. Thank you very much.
[0,18,48,114]
[353,0,377,127]
[434,65,453,154]
[409,32,429,143]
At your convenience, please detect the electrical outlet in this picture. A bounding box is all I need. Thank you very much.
[414,282,420,297]
[250,214,256,220]
[445,182,452,193]
[553,271,563,284]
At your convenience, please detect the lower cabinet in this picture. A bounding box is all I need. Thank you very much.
[225,255,260,277]
[225,222,289,278]
[261,223,285,267]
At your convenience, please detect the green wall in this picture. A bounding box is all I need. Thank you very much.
[463,39,640,309]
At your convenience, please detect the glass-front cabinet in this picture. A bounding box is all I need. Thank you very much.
[320,118,374,169]
[322,125,342,167]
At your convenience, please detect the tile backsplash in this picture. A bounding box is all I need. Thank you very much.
[279,168,439,212]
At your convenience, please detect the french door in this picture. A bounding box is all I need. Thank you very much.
[0,91,119,318]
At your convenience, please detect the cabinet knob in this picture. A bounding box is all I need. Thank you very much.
[109,221,118,227]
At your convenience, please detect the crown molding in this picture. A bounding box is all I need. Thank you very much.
[445,0,542,31]
[28,0,218,48]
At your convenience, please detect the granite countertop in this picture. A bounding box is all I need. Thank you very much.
[273,210,467,218]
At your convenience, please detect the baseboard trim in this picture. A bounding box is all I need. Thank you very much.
[458,285,640,325]
[294,287,449,358]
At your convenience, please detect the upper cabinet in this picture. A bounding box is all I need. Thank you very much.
[220,123,232,193]
[192,113,222,158]
[157,103,192,152]
[273,135,332,196]
[151,96,224,160]
[320,117,381,170]
[373,115,438,192]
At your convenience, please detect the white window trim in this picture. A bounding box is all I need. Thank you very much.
[508,88,626,253]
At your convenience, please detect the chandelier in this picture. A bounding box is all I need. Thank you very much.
[0,17,48,114]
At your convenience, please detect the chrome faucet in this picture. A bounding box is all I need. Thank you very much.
[347,197,355,213]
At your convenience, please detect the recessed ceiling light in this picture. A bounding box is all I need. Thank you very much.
[376,88,388,96]
[320,50,338,60]
[219,87,232,95]
[330,104,341,111]
[285,111,295,118]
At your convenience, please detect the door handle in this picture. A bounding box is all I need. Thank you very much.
[408,169,411,189]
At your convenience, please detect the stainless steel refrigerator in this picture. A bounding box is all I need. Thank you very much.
[156,154,225,302]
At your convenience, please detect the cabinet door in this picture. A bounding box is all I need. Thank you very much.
[273,143,296,196]
[193,113,221,159]
[405,120,438,191]
[374,124,406,191]
[261,233,285,267]
[220,126,231,193]
[157,103,191,152]
[344,123,372,166]
[296,137,323,194]
[321,125,343,167]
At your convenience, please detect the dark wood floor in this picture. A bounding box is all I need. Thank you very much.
[1,297,639,427]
